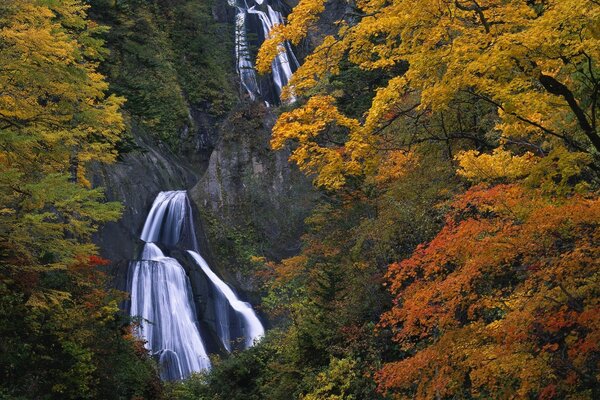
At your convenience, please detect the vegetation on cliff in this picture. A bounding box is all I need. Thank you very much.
[89,0,236,146]
[187,0,599,399]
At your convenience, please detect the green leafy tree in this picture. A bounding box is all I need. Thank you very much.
[0,1,161,398]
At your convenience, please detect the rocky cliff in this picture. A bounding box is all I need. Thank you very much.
[89,0,316,325]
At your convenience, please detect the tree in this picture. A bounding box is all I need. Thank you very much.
[377,150,599,399]
[0,0,124,271]
[0,1,160,398]
[258,0,600,189]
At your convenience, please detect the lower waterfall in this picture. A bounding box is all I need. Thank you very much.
[188,251,264,350]
[129,244,211,380]
[128,191,265,380]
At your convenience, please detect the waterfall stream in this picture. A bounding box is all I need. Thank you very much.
[188,251,264,350]
[129,244,211,380]
[128,191,265,380]
[230,0,299,104]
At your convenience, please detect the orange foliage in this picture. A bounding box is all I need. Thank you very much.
[377,184,600,399]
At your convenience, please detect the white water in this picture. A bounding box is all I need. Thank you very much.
[235,11,260,101]
[188,250,265,349]
[129,190,265,380]
[230,0,299,103]
[130,244,211,380]
[140,191,197,247]
[141,242,164,260]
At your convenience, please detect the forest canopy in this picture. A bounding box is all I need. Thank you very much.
[258,0,600,188]
[0,0,598,399]
[242,1,600,399]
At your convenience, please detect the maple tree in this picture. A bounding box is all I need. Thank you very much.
[251,4,600,395]
[258,0,600,189]
[377,150,599,399]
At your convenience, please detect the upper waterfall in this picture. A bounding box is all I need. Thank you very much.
[230,0,299,105]
[128,190,265,380]
[140,191,198,249]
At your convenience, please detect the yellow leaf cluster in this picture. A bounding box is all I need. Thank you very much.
[456,148,537,183]
[272,95,367,189]
[259,0,600,189]
[0,0,125,178]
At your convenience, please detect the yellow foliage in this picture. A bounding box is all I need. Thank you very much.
[456,148,537,183]
[0,0,125,177]
[272,95,365,189]
[301,358,358,400]
[525,147,594,196]
[0,0,124,269]
[371,150,417,186]
[256,0,327,73]
[259,0,600,189]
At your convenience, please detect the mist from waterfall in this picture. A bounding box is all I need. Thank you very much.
[230,0,299,104]
[128,190,265,380]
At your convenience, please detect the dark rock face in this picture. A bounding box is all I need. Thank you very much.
[93,102,315,339]
[190,103,317,267]
[91,0,318,345]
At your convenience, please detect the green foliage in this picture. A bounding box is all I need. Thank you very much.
[0,1,162,397]
[169,0,237,114]
[0,261,162,400]
[90,0,236,145]
[1,174,122,269]
[200,207,262,278]
[302,358,358,400]
[165,334,276,400]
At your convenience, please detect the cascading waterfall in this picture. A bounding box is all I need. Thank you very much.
[230,0,299,104]
[129,243,211,380]
[188,251,264,350]
[128,190,265,380]
[140,191,198,248]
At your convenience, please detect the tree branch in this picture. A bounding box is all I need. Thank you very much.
[538,73,600,152]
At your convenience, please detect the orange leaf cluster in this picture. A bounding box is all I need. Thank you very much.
[377,184,600,399]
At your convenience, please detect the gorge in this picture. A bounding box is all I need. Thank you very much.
[114,0,299,381]
[3,0,595,398]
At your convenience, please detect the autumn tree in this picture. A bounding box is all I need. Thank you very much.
[377,149,599,399]
[0,1,160,398]
[258,0,600,189]
[250,3,600,399]
[0,0,125,268]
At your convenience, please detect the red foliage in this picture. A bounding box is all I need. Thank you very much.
[377,184,600,399]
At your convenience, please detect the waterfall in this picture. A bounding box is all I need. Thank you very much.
[140,191,198,249]
[235,11,260,101]
[128,190,265,380]
[129,245,211,380]
[188,251,264,349]
[230,0,299,104]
